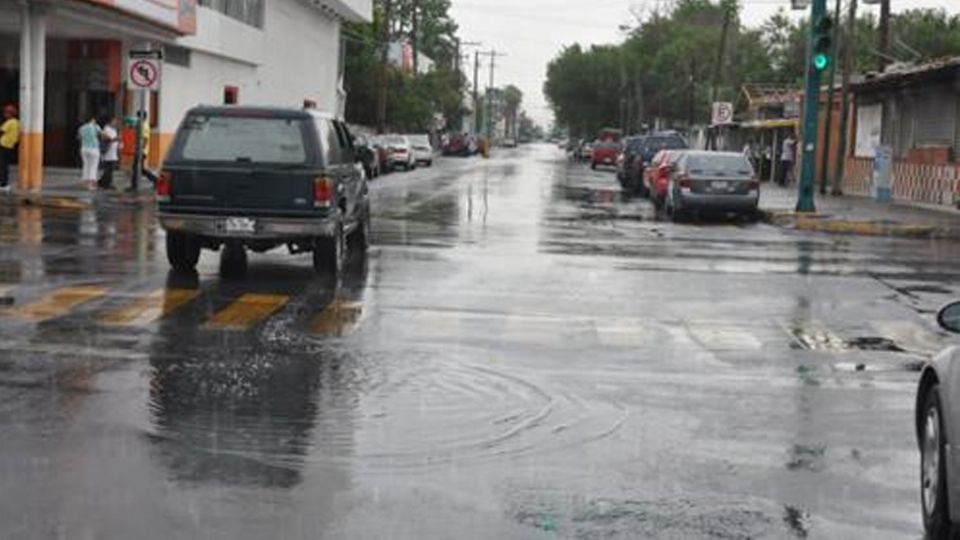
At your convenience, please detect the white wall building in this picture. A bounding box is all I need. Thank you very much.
[0,0,371,190]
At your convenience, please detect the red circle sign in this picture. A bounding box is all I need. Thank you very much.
[130,60,158,88]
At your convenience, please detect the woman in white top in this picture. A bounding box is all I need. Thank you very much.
[99,116,120,190]
[77,116,102,190]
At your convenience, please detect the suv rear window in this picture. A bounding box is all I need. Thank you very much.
[178,114,309,164]
[642,136,686,155]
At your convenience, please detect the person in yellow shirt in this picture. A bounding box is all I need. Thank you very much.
[0,104,20,192]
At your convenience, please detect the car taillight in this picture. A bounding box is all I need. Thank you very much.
[747,178,760,190]
[313,176,333,208]
[678,175,692,189]
[156,171,172,202]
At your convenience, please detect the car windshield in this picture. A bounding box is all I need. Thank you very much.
[686,153,753,176]
[385,136,406,145]
[178,114,308,164]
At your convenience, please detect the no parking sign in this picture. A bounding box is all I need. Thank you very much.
[127,50,163,91]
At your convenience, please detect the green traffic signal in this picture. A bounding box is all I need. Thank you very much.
[813,53,830,71]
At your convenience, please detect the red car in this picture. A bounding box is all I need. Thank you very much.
[591,141,620,170]
[644,149,685,207]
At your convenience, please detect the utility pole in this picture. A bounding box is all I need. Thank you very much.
[377,0,392,133]
[878,0,891,72]
[832,0,857,195]
[457,40,481,132]
[473,50,480,136]
[818,0,843,194]
[477,50,506,142]
[411,0,419,76]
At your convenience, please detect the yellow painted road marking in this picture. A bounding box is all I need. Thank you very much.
[205,293,289,331]
[11,285,108,322]
[99,289,200,327]
[310,298,364,336]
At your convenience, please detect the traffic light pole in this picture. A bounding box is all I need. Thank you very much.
[797,0,828,213]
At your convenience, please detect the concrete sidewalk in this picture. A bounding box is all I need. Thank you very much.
[761,183,960,239]
[0,166,153,210]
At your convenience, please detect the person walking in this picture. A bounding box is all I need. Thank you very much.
[130,110,157,192]
[781,133,796,186]
[78,116,102,190]
[99,115,120,190]
[0,104,20,192]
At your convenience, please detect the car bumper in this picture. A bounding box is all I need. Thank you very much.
[678,192,759,211]
[157,212,338,239]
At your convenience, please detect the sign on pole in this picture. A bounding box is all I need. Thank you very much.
[711,102,734,125]
[127,50,163,91]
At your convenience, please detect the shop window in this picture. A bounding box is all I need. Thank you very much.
[164,45,191,68]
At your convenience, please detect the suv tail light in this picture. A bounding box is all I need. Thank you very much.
[314,176,333,208]
[747,178,760,190]
[156,171,172,202]
[678,174,692,189]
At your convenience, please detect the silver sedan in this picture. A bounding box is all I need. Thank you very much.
[916,301,960,538]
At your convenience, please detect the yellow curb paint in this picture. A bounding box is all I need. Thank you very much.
[205,293,289,331]
[794,218,937,237]
[309,298,364,336]
[99,289,200,327]
[10,285,108,322]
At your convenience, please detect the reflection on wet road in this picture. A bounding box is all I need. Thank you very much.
[1,145,958,538]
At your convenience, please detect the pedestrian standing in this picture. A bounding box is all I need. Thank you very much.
[0,104,20,192]
[781,133,796,186]
[99,116,120,190]
[78,116,102,190]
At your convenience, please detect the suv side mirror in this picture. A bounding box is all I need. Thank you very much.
[938,301,960,333]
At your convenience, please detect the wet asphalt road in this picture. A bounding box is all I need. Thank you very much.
[2,144,960,538]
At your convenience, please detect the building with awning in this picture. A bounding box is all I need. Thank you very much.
[0,0,372,191]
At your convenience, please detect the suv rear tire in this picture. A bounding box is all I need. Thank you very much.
[348,207,369,253]
[167,232,201,271]
[314,223,343,278]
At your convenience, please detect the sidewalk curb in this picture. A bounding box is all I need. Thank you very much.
[2,193,91,211]
[760,209,959,239]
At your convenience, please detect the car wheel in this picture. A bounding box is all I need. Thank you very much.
[427,160,433,167]
[166,232,200,271]
[314,222,343,278]
[591,162,597,170]
[348,204,369,254]
[219,242,247,278]
[921,384,953,539]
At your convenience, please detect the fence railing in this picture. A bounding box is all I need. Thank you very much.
[843,157,960,207]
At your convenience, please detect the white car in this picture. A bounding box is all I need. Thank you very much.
[916,301,960,538]
[384,135,416,171]
[408,134,433,166]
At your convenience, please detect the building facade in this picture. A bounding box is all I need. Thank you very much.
[0,0,371,190]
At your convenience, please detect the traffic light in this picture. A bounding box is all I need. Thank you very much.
[812,14,834,71]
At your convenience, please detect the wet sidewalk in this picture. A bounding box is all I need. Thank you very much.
[760,183,960,239]
[0,166,153,210]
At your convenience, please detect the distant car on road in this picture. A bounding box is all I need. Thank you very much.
[371,136,392,175]
[443,133,471,156]
[916,301,960,539]
[385,134,416,171]
[664,150,759,221]
[617,133,687,194]
[591,141,619,170]
[156,106,368,277]
[353,133,380,180]
[644,149,684,208]
[502,138,518,148]
[579,141,594,162]
[408,134,434,166]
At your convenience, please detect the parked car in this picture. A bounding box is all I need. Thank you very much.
[156,106,369,277]
[408,134,434,166]
[916,301,960,539]
[579,141,594,162]
[371,136,392,175]
[443,133,471,156]
[617,136,645,192]
[644,149,684,208]
[591,141,620,170]
[502,138,518,148]
[630,132,689,194]
[384,134,416,170]
[353,133,380,179]
[664,150,759,221]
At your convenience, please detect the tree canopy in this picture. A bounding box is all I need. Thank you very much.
[544,3,960,137]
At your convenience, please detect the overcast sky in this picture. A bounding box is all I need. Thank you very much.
[449,0,960,127]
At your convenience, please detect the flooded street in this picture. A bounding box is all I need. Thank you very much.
[2,144,959,538]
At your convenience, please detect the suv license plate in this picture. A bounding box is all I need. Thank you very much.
[225,217,256,233]
[712,181,729,190]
